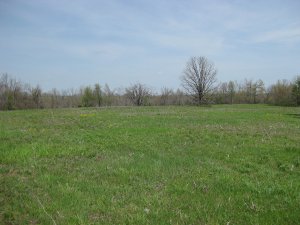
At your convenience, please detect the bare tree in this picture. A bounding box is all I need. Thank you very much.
[93,83,102,107]
[103,84,114,106]
[291,76,300,106]
[81,86,94,107]
[255,79,266,103]
[219,82,228,103]
[160,87,173,105]
[125,83,150,106]
[0,74,11,110]
[181,56,217,104]
[50,88,59,108]
[268,80,293,106]
[31,85,42,108]
[228,81,235,104]
[243,79,266,104]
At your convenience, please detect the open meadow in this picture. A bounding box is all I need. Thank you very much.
[1,105,300,224]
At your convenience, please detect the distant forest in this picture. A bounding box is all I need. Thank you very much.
[0,73,299,110]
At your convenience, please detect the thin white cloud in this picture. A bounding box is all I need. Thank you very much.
[253,27,300,43]
[145,31,225,55]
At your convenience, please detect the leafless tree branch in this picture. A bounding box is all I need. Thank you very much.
[181,56,217,104]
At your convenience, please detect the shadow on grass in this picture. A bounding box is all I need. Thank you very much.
[286,113,300,119]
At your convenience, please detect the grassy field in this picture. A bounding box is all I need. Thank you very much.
[1,105,299,224]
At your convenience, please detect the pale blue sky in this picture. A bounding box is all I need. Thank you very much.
[0,0,300,91]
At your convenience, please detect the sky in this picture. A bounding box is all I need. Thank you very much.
[0,0,300,92]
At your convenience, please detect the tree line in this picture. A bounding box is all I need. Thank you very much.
[1,57,299,110]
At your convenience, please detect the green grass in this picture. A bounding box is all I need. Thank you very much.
[1,105,300,224]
